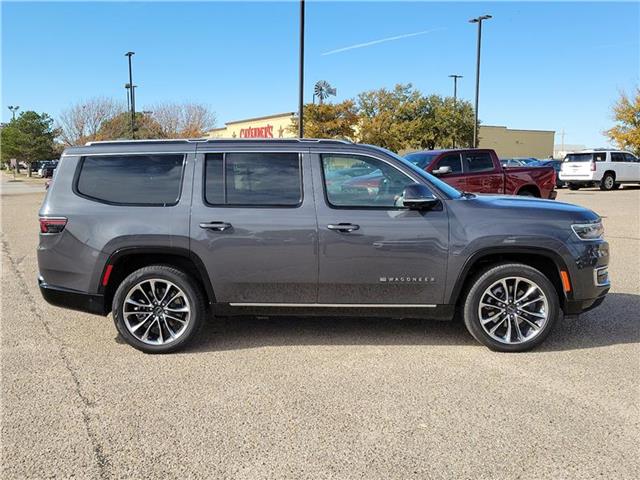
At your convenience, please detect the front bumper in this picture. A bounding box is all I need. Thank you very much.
[38,277,106,316]
[563,240,610,315]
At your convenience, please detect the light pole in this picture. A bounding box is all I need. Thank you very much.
[125,83,137,114]
[8,105,19,121]
[125,51,136,139]
[448,75,463,148]
[469,14,492,148]
[298,0,305,138]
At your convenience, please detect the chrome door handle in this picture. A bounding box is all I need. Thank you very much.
[199,221,232,231]
[327,223,360,232]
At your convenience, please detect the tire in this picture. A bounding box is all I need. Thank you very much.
[517,190,535,197]
[612,182,621,190]
[599,172,616,191]
[112,265,206,353]
[462,263,560,352]
[568,183,580,190]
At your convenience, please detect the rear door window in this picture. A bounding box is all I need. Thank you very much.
[76,154,185,205]
[205,152,302,207]
[463,152,494,173]
[624,153,638,163]
[611,153,625,162]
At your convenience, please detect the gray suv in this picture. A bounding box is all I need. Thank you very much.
[38,139,610,353]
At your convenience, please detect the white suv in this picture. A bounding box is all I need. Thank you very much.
[559,149,640,191]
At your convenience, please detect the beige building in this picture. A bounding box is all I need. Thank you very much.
[478,125,555,158]
[206,113,554,158]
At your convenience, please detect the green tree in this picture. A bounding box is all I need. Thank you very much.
[356,84,475,152]
[96,112,164,140]
[289,100,359,139]
[605,88,640,155]
[1,111,58,176]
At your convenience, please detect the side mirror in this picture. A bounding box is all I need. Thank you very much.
[402,184,440,210]
[432,165,452,176]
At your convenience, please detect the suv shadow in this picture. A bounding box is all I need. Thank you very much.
[174,293,639,354]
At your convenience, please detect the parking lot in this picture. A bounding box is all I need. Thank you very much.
[1,178,638,479]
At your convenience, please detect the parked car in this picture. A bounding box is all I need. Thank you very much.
[405,149,557,198]
[559,149,640,191]
[41,164,57,178]
[38,160,58,177]
[501,159,528,168]
[39,139,609,353]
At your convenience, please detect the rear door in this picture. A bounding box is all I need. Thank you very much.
[190,146,318,304]
[610,152,628,180]
[312,149,449,305]
[462,151,503,193]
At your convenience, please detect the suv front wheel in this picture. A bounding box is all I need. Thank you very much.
[112,265,205,353]
[463,263,560,352]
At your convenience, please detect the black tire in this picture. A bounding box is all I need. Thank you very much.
[599,172,616,191]
[112,265,206,353]
[462,263,560,352]
[568,183,580,190]
[612,182,621,190]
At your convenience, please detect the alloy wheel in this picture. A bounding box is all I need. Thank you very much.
[477,276,549,345]
[123,279,191,345]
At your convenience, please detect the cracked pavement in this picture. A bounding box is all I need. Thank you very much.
[1,185,639,479]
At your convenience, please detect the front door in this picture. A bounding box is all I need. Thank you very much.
[190,149,318,303]
[312,151,449,305]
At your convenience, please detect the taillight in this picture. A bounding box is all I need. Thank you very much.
[39,217,67,234]
[590,161,596,172]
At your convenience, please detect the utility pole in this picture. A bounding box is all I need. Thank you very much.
[469,15,492,148]
[448,75,462,148]
[125,51,136,139]
[8,105,19,121]
[298,0,305,138]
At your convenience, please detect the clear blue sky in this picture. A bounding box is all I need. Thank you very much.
[2,1,638,147]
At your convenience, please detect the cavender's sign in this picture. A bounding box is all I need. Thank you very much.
[239,125,274,138]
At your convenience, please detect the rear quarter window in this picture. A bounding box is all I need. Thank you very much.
[75,154,185,206]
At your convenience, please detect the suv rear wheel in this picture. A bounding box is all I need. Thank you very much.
[463,263,559,352]
[600,172,616,191]
[112,265,205,353]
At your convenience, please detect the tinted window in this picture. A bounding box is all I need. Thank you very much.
[463,152,494,172]
[205,152,301,206]
[322,154,418,208]
[76,154,184,205]
[611,153,625,162]
[437,154,463,173]
[405,152,438,169]
[625,153,638,163]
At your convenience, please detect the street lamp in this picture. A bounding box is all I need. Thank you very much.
[448,75,463,148]
[298,0,305,138]
[469,14,492,148]
[8,105,19,121]
[125,83,137,112]
[125,51,136,139]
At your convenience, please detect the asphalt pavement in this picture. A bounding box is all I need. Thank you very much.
[1,185,638,479]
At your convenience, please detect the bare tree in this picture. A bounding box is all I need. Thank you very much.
[57,97,124,146]
[149,102,216,138]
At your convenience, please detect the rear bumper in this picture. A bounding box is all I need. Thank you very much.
[38,276,107,316]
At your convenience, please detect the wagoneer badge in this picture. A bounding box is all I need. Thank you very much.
[380,276,436,283]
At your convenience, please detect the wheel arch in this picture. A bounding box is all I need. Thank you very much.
[99,247,216,313]
[516,184,541,197]
[448,247,569,311]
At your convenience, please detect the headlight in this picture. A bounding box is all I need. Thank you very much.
[571,221,604,241]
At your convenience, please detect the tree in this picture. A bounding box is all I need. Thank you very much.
[288,100,359,139]
[96,112,164,140]
[1,111,58,176]
[57,97,124,146]
[605,88,640,155]
[357,84,475,152]
[149,102,216,138]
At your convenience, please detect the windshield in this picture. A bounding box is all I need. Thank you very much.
[371,147,463,199]
[565,153,593,162]
[404,152,439,169]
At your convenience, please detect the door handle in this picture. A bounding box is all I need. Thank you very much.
[327,223,360,232]
[199,221,232,231]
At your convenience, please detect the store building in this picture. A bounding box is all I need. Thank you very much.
[206,113,555,158]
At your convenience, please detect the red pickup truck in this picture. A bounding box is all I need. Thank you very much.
[405,149,557,199]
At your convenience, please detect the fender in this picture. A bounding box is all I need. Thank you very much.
[97,246,216,304]
[447,245,571,305]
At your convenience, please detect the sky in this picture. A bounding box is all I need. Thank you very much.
[2,1,639,147]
